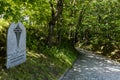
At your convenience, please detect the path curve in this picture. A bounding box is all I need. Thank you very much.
[60,47,120,80]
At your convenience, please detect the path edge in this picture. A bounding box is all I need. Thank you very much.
[58,68,69,80]
[58,47,80,80]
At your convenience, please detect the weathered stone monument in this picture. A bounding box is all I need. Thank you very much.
[6,22,26,69]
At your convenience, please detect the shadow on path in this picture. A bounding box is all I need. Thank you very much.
[61,47,120,80]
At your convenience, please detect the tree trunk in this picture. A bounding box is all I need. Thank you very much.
[48,0,63,47]
[74,8,84,43]
[74,1,91,43]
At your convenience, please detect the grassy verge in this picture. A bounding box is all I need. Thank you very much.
[0,44,78,80]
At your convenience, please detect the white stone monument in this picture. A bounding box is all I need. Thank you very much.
[6,22,26,69]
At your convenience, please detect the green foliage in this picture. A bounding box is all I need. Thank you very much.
[77,1,120,55]
[0,0,120,79]
[0,43,78,80]
[0,19,9,66]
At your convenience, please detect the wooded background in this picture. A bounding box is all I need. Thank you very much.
[0,0,120,61]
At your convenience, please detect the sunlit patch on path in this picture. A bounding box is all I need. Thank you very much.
[60,47,120,80]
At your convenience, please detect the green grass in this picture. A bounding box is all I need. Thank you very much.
[0,45,78,80]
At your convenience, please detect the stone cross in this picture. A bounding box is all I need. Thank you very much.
[6,22,26,69]
[14,25,22,48]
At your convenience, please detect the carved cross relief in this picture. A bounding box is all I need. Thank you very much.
[14,24,22,48]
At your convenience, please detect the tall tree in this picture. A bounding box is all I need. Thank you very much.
[48,0,63,47]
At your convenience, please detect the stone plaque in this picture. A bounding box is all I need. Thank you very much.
[6,22,26,69]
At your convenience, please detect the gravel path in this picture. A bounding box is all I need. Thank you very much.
[60,47,120,80]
